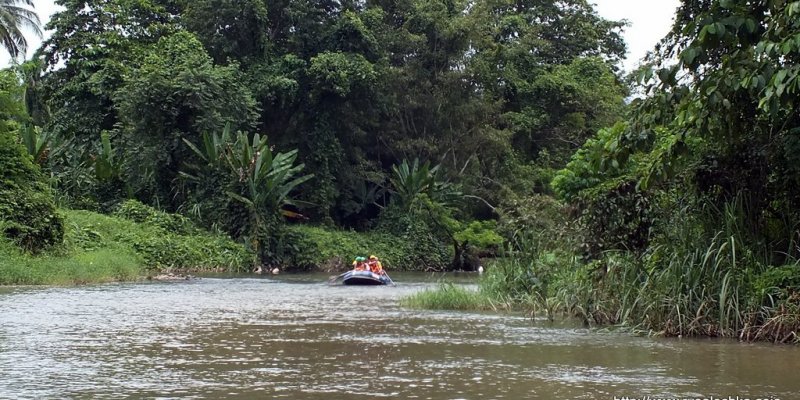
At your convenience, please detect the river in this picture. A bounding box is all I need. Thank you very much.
[0,274,797,399]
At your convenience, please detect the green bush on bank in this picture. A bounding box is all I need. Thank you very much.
[374,204,454,269]
[0,129,64,252]
[114,199,198,235]
[0,206,253,285]
[282,224,450,272]
[69,206,253,272]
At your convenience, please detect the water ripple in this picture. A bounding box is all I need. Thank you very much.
[0,275,798,399]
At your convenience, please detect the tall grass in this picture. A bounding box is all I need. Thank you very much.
[400,283,497,310]
[402,195,800,343]
[594,234,758,337]
[401,232,574,315]
[560,196,800,342]
[0,241,142,285]
[1,207,253,286]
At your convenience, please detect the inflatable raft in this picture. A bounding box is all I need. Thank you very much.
[340,270,393,286]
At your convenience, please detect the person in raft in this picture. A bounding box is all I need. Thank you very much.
[367,255,384,275]
[352,256,367,271]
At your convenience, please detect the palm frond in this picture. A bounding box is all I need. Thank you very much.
[0,0,42,58]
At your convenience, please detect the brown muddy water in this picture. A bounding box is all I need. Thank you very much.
[0,273,798,399]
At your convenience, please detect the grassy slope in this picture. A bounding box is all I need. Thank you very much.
[0,209,252,285]
[0,240,141,285]
[0,208,448,285]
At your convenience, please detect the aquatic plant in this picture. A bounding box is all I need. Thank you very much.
[400,283,495,311]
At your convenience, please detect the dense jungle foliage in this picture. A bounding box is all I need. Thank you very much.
[6,0,628,268]
[1,0,798,341]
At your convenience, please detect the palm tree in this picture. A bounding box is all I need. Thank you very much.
[182,124,314,263]
[0,0,42,60]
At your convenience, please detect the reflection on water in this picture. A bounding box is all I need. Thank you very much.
[0,274,798,399]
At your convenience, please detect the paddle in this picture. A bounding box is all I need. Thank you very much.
[327,271,350,285]
[383,272,396,286]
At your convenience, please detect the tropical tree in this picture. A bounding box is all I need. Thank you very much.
[182,124,313,263]
[387,158,496,270]
[588,0,800,262]
[35,0,180,208]
[467,0,627,165]
[115,31,258,207]
[182,0,270,64]
[225,131,313,236]
[18,123,51,166]
[389,158,459,212]
[0,0,42,59]
[0,69,62,252]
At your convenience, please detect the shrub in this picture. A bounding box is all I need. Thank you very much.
[0,129,64,252]
[282,224,450,272]
[454,220,503,255]
[114,199,197,235]
[575,180,653,257]
[65,209,253,272]
[374,204,452,269]
[497,194,571,251]
[751,264,800,307]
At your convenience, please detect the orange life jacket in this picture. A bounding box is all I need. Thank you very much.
[368,260,383,274]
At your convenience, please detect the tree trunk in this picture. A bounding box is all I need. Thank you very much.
[451,240,480,271]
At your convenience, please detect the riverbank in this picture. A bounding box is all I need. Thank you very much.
[0,208,252,285]
[0,203,450,285]
[402,250,800,344]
